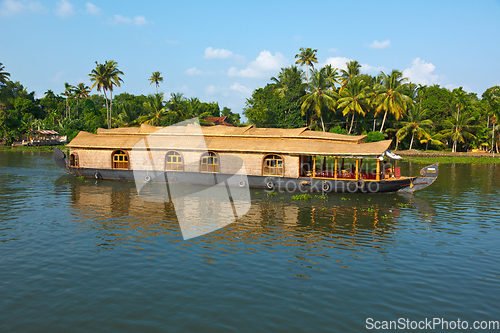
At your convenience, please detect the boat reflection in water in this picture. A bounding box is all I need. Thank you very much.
[59,176,436,267]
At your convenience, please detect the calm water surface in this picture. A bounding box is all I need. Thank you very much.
[1,151,500,332]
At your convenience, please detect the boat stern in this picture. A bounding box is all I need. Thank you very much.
[398,163,439,193]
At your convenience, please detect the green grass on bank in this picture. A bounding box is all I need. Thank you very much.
[0,144,69,153]
[403,155,500,164]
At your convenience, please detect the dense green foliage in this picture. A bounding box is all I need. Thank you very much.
[245,48,500,153]
[2,53,500,154]
[0,62,240,145]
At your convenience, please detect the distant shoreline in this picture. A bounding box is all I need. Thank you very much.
[397,150,500,164]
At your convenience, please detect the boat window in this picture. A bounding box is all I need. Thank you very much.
[112,150,129,169]
[165,151,183,171]
[69,153,79,167]
[263,154,284,176]
[200,152,218,173]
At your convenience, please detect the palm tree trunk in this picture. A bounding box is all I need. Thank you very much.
[109,91,114,129]
[348,112,355,134]
[409,132,415,150]
[320,115,325,132]
[379,110,388,133]
[103,90,110,129]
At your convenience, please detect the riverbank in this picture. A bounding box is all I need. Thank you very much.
[397,149,500,164]
[0,144,69,153]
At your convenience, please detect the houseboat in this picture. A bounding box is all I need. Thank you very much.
[54,122,438,193]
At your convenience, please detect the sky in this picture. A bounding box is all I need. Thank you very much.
[1,0,500,118]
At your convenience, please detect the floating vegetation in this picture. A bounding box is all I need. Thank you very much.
[267,192,277,196]
[292,194,312,201]
[315,195,327,200]
[381,214,390,219]
[77,176,85,180]
[362,206,375,213]
[340,197,350,201]
[397,202,410,208]
[255,192,260,195]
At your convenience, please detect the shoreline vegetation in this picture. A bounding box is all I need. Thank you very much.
[1,144,500,164]
[1,49,500,155]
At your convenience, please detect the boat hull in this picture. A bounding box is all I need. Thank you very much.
[53,148,433,194]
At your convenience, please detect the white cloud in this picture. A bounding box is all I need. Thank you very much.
[403,57,445,85]
[228,50,288,79]
[323,56,352,71]
[166,39,179,45]
[205,85,222,96]
[323,56,384,74]
[293,35,301,42]
[185,67,213,76]
[55,0,74,18]
[108,14,149,25]
[368,39,391,49]
[0,0,47,16]
[204,47,233,59]
[85,2,100,15]
[230,83,252,95]
[328,47,339,53]
[50,71,67,84]
[360,63,385,73]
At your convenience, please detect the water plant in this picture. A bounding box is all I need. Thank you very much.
[292,194,312,201]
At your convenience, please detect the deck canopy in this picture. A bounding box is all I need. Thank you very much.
[69,124,392,158]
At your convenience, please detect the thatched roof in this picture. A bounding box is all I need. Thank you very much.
[70,124,391,157]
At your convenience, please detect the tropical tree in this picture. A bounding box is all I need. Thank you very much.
[88,60,124,129]
[149,71,163,94]
[441,109,476,152]
[136,93,167,126]
[323,64,340,90]
[63,82,74,119]
[340,60,361,86]
[73,83,91,117]
[395,104,433,150]
[450,87,470,152]
[298,68,338,132]
[270,66,305,98]
[0,62,10,85]
[294,47,318,85]
[373,70,412,133]
[337,77,371,134]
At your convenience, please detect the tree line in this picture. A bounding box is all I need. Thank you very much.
[0,61,240,145]
[2,53,500,153]
[244,48,500,153]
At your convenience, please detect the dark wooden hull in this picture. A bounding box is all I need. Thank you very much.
[65,166,415,193]
[54,148,436,194]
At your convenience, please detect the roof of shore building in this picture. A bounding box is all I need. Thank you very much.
[68,124,392,157]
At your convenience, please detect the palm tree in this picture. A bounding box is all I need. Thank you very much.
[270,66,305,98]
[149,71,163,94]
[89,62,110,126]
[323,64,340,90]
[396,104,433,150]
[0,62,11,85]
[298,69,338,132]
[373,70,412,133]
[337,77,371,134]
[73,83,91,117]
[420,133,445,151]
[63,82,74,119]
[441,110,476,153]
[340,60,361,86]
[450,87,470,153]
[136,93,167,126]
[294,47,318,85]
[105,60,124,128]
[89,60,124,129]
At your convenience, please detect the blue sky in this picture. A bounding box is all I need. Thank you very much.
[1,0,500,118]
